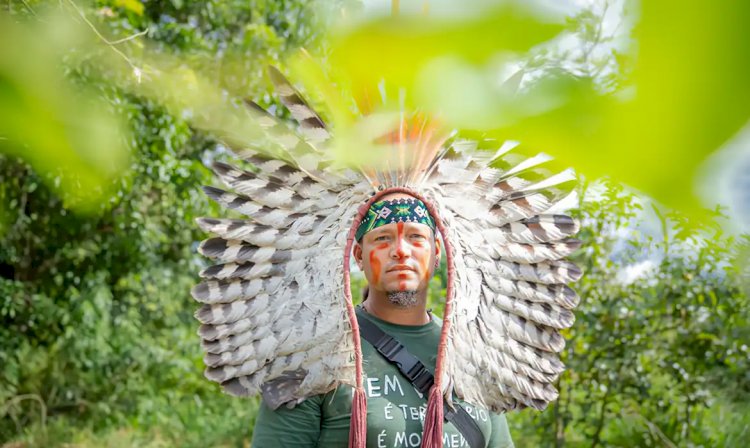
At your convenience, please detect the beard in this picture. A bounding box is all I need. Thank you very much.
[386,290,419,308]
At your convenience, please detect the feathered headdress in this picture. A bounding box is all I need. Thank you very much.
[192,66,581,448]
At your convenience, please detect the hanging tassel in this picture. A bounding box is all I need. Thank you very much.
[343,187,452,448]
[344,199,373,448]
[420,386,444,448]
[421,191,453,448]
[348,387,368,448]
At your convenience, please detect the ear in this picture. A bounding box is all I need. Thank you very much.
[434,235,442,264]
[353,242,364,270]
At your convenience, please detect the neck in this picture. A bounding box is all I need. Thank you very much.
[362,289,430,325]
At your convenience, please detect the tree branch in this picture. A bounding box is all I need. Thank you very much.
[64,0,146,78]
[590,382,611,448]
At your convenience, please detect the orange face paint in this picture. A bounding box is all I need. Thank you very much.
[369,242,389,285]
[395,222,405,258]
[369,250,382,284]
[365,222,435,291]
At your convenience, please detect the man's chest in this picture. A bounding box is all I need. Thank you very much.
[360,351,493,448]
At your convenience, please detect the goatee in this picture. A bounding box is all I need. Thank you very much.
[386,290,418,308]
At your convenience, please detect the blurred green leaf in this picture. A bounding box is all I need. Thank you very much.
[491,1,750,219]
[328,2,564,107]
[0,1,320,443]
[0,14,129,214]
[115,0,144,16]
[322,0,750,221]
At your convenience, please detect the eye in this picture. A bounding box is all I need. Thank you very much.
[410,233,427,240]
[374,235,390,242]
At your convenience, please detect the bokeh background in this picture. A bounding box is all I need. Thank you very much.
[1,0,748,446]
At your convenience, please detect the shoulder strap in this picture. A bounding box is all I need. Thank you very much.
[356,312,486,448]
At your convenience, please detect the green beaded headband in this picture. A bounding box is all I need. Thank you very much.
[355,197,436,241]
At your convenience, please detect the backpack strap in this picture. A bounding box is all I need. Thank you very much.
[356,312,486,448]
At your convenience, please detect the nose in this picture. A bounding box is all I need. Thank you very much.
[392,234,411,259]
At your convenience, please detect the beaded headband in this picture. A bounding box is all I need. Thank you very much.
[354,197,436,242]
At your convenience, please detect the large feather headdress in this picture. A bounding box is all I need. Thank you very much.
[192,66,582,447]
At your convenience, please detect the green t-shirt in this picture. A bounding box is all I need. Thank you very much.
[251,308,514,447]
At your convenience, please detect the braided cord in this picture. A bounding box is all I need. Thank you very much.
[341,187,455,448]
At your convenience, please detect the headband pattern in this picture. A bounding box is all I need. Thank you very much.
[355,198,436,241]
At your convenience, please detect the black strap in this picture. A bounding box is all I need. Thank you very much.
[356,312,486,448]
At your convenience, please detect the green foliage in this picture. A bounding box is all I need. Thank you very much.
[313,0,750,221]
[327,2,563,105]
[1,0,323,444]
[2,1,749,447]
[353,180,750,448]
[12,0,747,220]
[0,12,130,214]
[511,180,750,447]
[0,95,261,444]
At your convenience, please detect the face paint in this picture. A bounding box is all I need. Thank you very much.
[362,220,435,296]
[369,250,382,284]
[368,241,389,285]
[395,222,405,258]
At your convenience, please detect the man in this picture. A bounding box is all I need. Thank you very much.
[195,68,580,448]
[251,193,515,447]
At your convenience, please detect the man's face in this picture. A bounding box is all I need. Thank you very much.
[355,219,440,300]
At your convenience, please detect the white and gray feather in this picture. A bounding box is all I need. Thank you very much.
[193,70,582,414]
